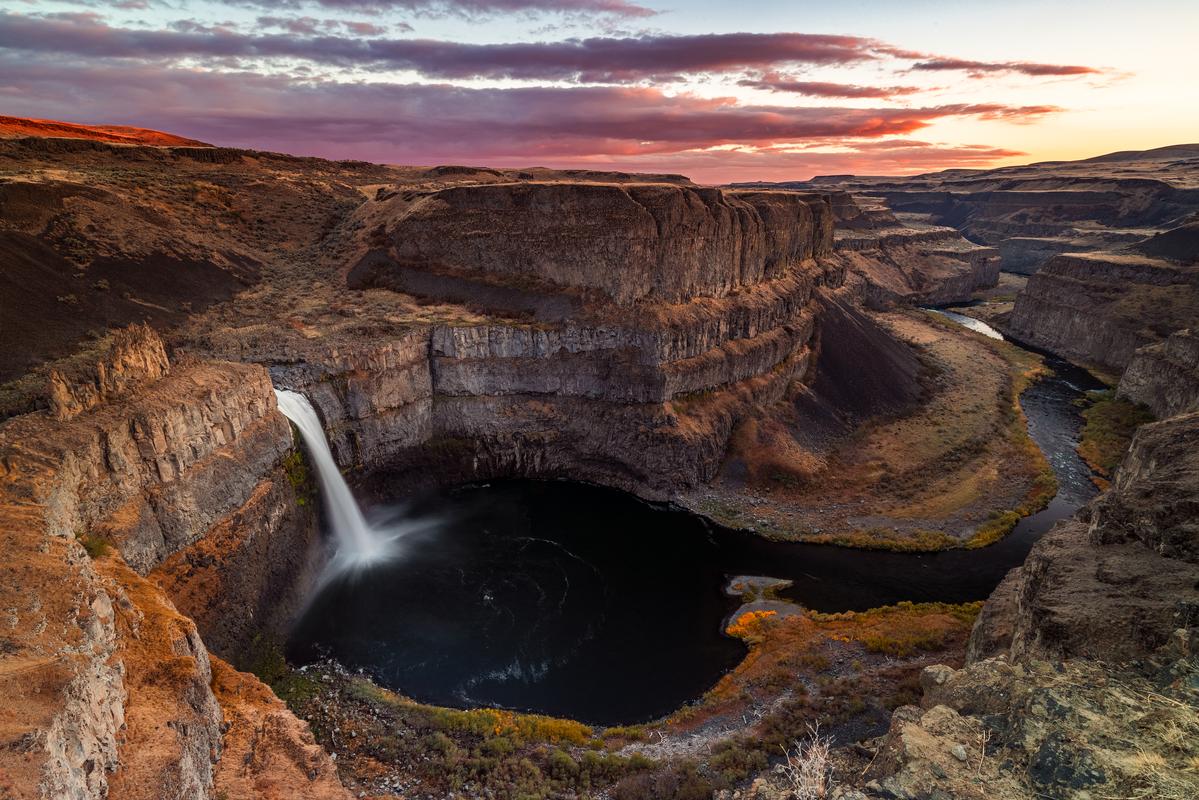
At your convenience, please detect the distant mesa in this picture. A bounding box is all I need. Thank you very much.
[0,115,211,147]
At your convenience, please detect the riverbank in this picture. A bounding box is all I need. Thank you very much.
[252,598,981,800]
[683,308,1059,551]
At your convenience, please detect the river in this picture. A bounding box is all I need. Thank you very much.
[286,312,1104,724]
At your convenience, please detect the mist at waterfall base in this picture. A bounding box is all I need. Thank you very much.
[274,389,409,576]
[279,337,1101,725]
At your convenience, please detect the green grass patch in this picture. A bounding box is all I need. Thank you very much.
[806,526,960,552]
[281,446,316,506]
[1078,390,1155,476]
[77,532,112,559]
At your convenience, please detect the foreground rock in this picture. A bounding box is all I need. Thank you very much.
[856,410,1199,800]
[0,327,345,800]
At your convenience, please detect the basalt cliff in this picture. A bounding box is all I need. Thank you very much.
[768,145,1199,375]
[0,130,1005,800]
[1,126,1197,800]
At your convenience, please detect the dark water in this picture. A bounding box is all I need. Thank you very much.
[287,318,1104,725]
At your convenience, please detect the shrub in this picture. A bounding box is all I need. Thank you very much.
[77,532,111,559]
[282,448,315,506]
[780,723,834,800]
[1078,391,1154,476]
[611,761,714,800]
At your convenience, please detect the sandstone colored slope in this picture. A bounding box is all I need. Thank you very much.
[0,327,345,800]
[0,115,211,147]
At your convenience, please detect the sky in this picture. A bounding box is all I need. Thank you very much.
[0,0,1195,183]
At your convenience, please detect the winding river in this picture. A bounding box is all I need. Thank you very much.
[287,312,1105,724]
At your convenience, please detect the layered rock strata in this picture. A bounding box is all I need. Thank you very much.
[264,182,842,497]
[1006,251,1199,372]
[1118,328,1199,417]
[807,191,999,307]
[864,409,1199,800]
[0,328,345,800]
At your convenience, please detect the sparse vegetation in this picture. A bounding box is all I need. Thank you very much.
[1078,390,1154,477]
[780,723,834,800]
[281,446,316,506]
[77,531,111,559]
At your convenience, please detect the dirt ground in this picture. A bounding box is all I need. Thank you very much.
[684,308,1053,550]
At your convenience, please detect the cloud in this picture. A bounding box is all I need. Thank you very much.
[255,15,404,35]
[225,0,656,18]
[612,142,1028,182]
[738,73,923,99]
[0,13,895,82]
[928,102,1063,122]
[0,12,1106,88]
[0,52,1058,170]
[910,58,1102,78]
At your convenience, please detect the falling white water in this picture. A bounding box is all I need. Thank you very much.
[274,388,397,572]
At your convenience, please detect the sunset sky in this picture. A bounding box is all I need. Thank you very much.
[1,0,1195,182]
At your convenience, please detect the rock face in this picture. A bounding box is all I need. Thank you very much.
[261,182,843,498]
[47,324,170,421]
[825,193,1000,307]
[0,327,346,800]
[869,409,1199,800]
[1119,328,1199,417]
[973,410,1199,664]
[1006,250,1199,372]
[352,183,833,305]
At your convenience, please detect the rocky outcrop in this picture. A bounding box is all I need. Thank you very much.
[866,647,1198,800]
[348,183,833,306]
[251,182,844,497]
[820,194,1000,307]
[47,324,170,421]
[1006,251,1199,372]
[0,329,344,800]
[209,659,348,800]
[1119,329,1199,417]
[3,355,291,574]
[868,409,1199,800]
[972,411,1199,663]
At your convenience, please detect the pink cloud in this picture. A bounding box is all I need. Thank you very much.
[738,73,924,99]
[910,58,1103,78]
[0,13,892,82]
[0,53,1050,181]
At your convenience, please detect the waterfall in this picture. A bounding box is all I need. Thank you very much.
[274,389,396,571]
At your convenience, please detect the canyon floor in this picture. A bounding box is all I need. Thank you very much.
[0,123,1197,800]
[689,309,1050,550]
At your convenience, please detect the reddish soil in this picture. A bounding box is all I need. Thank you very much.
[0,115,210,147]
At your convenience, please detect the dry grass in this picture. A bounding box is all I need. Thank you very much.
[780,723,834,799]
[701,309,1057,553]
[682,601,979,726]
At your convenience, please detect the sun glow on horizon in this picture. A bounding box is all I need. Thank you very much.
[0,0,1194,181]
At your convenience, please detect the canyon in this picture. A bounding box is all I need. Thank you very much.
[0,123,1196,800]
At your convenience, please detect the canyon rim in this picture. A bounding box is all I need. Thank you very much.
[1,2,1198,799]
